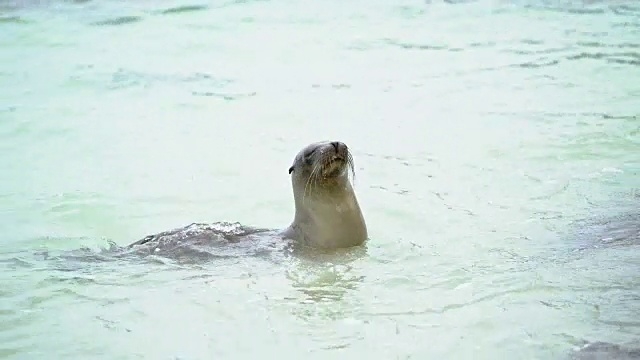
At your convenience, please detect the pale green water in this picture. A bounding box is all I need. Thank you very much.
[1,0,639,359]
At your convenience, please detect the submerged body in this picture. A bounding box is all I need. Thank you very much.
[127,140,368,254]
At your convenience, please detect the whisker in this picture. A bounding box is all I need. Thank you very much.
[347,151,355,184]
[303,161,320,204]
[312,162,320,195]
[303,165,313,203]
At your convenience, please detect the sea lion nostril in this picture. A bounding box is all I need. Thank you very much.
[331,141,340,151]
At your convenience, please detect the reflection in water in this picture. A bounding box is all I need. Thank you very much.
[288,263,364,313]
[289,260,364,300]
[282,247,368,352]
[287,244,367,305]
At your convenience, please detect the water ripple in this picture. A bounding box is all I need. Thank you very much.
[383,39,450,51]
[567,51,640,66]
[92,16,142,27]
[0,16,28,24]
[101,68,238,95]
[158,4,209,15]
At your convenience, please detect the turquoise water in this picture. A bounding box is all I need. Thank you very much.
[1,0,639,358]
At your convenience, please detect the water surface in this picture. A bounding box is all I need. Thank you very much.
[1,0,639,359]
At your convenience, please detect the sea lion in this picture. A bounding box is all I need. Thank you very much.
[280,140,368,249]
[126,140,367,257]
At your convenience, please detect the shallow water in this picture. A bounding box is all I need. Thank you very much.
[1,0,639,358]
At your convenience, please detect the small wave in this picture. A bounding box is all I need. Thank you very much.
[0,256,37,269]
[577,41,640,50]
[514,58,560,68]
[567,51,640,66]
[504,44,574,56]
[191,91,257,100]
[102,68,237,96]
[383,38,450,52]
[91,16,143,27]
[610,3,640,16]
[158,4,209,15]
[0,16,28,24]
[521,2,609,15]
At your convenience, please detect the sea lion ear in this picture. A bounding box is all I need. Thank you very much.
[288,166,294,174]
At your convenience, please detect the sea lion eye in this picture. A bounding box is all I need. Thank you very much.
[288,166,294,174]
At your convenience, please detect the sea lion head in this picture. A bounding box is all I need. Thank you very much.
[288,140,355,192]
[284,140,367,249]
